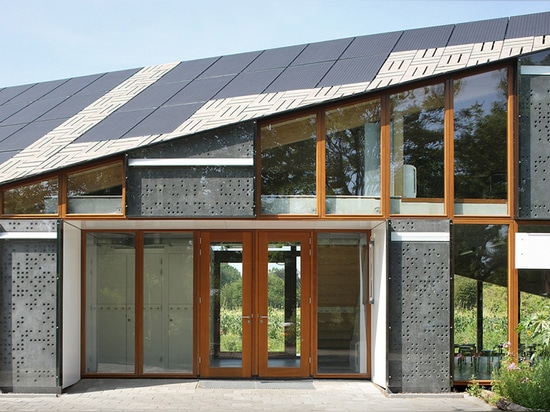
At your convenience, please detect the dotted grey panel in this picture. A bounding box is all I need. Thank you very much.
[387,219,451,393]
[518,52,550,219]
[127,122,255,217]
[127,166,254,217]
[0,220,59,393]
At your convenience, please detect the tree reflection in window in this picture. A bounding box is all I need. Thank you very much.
[325,100,381,214]
[454,69,508,203]
[261,114,317,214]
[3,178,58,214]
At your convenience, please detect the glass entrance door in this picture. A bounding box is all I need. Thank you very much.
[199,232,253,377]
[257,231,311,377]
[199,231,311,378]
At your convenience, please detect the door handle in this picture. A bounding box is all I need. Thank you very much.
[242,314,253,323]
[259,315,268,324]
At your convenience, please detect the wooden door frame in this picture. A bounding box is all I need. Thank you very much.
[198,231,254,378]
[256,230,313,378]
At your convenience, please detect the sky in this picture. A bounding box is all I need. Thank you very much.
[1,0,549,87]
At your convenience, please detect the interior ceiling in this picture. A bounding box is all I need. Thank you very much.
[1,12,550,185]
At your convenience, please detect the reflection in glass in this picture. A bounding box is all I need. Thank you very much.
[454,70,508,215]
[517,226,550,360]
[85,233,135,373]
[519,270,550,360]
[317,233,368,374]
[209,242,244,368]
[325,100,381,215]
[143,233,193,373]
[453,224,508,381]
[261,115,317,214]
[67,162,123,214]
[390,84,445,214]
[3,178,58,214]
[267,242,301,368]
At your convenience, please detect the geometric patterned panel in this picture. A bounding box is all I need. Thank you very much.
[518,50,550,218]
[387,219,451,393]
[0,220,60,393]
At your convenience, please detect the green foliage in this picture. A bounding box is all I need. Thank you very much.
[455,276,477,310]
[493,313,550,410]
[518,305,550,360]
[466,377,482,398]
[493,346,550,411]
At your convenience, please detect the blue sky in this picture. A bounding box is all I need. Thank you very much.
[1,0,549,87]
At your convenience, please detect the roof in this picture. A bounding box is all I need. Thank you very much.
[1,11,550,185]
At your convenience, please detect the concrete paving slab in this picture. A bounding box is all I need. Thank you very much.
[0,379,498,411]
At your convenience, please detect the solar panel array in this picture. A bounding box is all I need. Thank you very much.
[0,12,549,183]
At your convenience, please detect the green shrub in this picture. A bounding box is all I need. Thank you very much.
[493,353,550,411]
[494,306,550,412]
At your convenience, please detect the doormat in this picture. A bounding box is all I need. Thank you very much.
[197,380,315,390]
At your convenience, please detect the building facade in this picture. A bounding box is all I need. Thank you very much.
[1,12,550,394]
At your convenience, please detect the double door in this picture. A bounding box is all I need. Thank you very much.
[199,231,311,378]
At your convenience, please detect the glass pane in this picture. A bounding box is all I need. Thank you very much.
[85,233,135,373]
[517,225,550,362]
[261,115,317,214]
[143,233,193,373]
[390,84,445,215]
[454,70,508,215]
[325,100,381,215]
[209,241,243,368]
[3,178,58,214]
[67,163,123,214]
[453,224,508,381]
[267,241,301,368]
[317,233,368,374]
[519,270,550,362]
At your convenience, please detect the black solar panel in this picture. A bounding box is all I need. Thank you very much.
[393,24,454,52]
[245,44,306,71]
[36,92,105,121]
[292,37,353,65]
[164,76,235,105]
[508,11,550,38]
[342,32,402,59]
[156,57,219,84]
[448,18,508,46]
[0,119,62,151]
[7,79,68,105]
[1,97,64,126]
[119,81,190,111]
[123,103,202,138]
[0,103,27,124]
[40,74,103,100]
[75,108,156,143]
[0,84,34,105]
[264,62,333,93]
[75,68,140,95]
[0,124,23,143]
[213,68,284,99]
[199,51,262,78]
[318,55,387,87]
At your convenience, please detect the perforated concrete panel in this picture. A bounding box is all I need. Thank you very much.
[126,122,255,217]
[0,220,60,393]
[518,50,550,218]
[387,219,451,393]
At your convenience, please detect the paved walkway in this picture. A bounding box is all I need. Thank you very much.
[0,379,498,411]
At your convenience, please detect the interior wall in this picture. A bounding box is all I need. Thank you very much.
[370,221,387,388]
[62,221,81,388]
